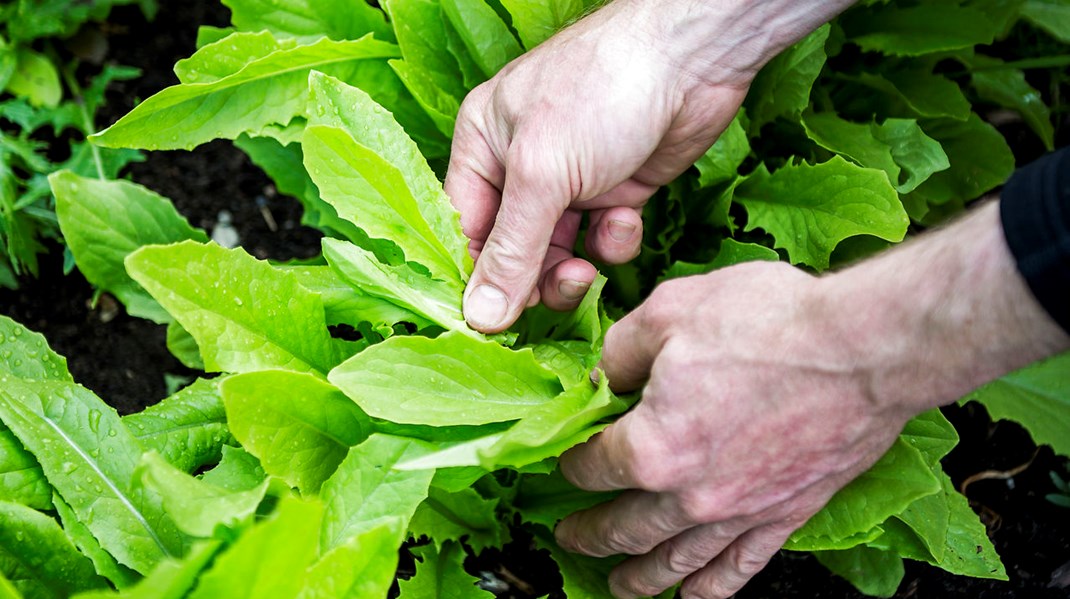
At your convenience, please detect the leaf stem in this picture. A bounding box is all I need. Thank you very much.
[61,65,106,180]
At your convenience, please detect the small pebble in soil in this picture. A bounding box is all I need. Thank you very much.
[211,210,241,248]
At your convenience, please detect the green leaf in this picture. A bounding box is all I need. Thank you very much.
[746,25,829,132]
[134,452,269,538]
[199,446,266,492]
[534,528,622,599]
[512,469,617,529]
[319,434,435,552]
[165,322,204,370]
[288,264,430,329]
[963,352,1070,456]
[51,171,208,324]
[854,68,972,121]
[72,540,222,599]
[801,113,949,193]
[0,501,106,598]
[441,0,524,77]
[5,49,61,108]
[968,56,1055,151]
[840,4,998,56]
[297,522,402,599]
[0,316,72,383]
[0,424,50,510]
[694,111,749,188]
[399,542,492,598]
[498,0,593,49]
[1019,0,1070,43]
[91,36,401,151]
[329,330,562,426]
[389,59,460,138]
[188,497,322,599]
[734,156,908,270]
[126,241,342,375]
[306,72,470,278]
[122,377,232,474]
[223,0,394,43]
[174,31,293,84]
[0,379,186,574]
[787,437,940,550]
[661,239,779,282]
[385,0,469,100]
[52,494,139,590]
[905,114,1015,209]
[409,486,503,551]
[813,546,904,598]
[222,370,374,495]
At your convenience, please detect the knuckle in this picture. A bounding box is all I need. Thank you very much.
[677,493,724,524]
[479,236,537,283]
[662,538,711,576]
[603,525,649,556]
[728,544,772,578]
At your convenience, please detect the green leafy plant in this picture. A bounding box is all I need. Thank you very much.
[0,0,151,287]
[1,0,1068,598]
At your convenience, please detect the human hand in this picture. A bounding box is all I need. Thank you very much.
[445,0,803,333]
[554,261,913,598]
[553,202,1070,598]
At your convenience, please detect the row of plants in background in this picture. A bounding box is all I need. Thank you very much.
[1,0,1069,598]
[0,0,155,288]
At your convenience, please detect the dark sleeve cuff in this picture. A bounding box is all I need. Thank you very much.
[999,146,1070,334]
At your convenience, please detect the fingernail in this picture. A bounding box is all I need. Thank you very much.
[559,279,590,301]
[465,284,509,330]
[589,368,601,385]
[607,219,637,242]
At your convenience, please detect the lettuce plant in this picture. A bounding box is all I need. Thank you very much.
[1,0,1068,598]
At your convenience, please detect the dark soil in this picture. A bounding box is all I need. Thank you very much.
[0,1,1067,598]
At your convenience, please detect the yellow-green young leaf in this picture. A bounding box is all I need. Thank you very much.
[319,435,435,552]
[746,25,829,132]
[5,48,60,108]
[329,330,562,426]
[441,0,523,78]
[389,58,459,137]
[73,540,222,599]
[134,452,269,538]
[813,546,904,598]
[801,113,949,194]
[786,437,940,551]
[125,241,342,375]
[322,238,467,333]
[224,0,395,43]
[199,446,266,492]
[498,0,598,49]
[0,501,107,598]
[1021,0,1070,42]
[963,352,1070,456]
[306,72,470,277]
[384,0,469,100]
[0,379,186,574]
[50,172,208,324]
[839,4,999,56]
[735,157,908,270]
[91,36,400,151]
[222,370,374,495]
[188,497,323,599]
[398,542,492,599]
[174,31,293,84]
[298,521,402,599]
[164,321,204,370]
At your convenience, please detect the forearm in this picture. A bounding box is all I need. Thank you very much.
[822,201,1070,416]
[593,0,857,87]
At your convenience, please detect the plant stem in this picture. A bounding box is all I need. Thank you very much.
[61,65,107,180]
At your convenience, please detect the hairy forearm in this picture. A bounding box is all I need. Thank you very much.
[822,201,1070,416]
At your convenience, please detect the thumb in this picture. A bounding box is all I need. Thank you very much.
[463,153,570,333]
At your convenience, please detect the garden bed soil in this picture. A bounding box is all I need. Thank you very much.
[0,2,1067,597]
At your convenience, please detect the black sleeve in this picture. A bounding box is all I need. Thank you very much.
[999,146,1070,334]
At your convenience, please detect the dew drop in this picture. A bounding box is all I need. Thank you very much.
[88,410,102,433]
[11,328,21,337]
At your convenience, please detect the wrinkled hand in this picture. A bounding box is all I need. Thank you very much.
[444,1,750,333]
[554,262,913,599]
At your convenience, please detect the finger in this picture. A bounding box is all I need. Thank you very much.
[559,402,674,491]
[587,206,643,264]
[679,521,796,599]
[462,145,571,333]
[598,303,666,392]
[444,89,505,248]
[607,521,751,599]
[540,255,598,311]
[554,490,693,558]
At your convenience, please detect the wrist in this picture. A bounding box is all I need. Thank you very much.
[818,202,1070,417]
